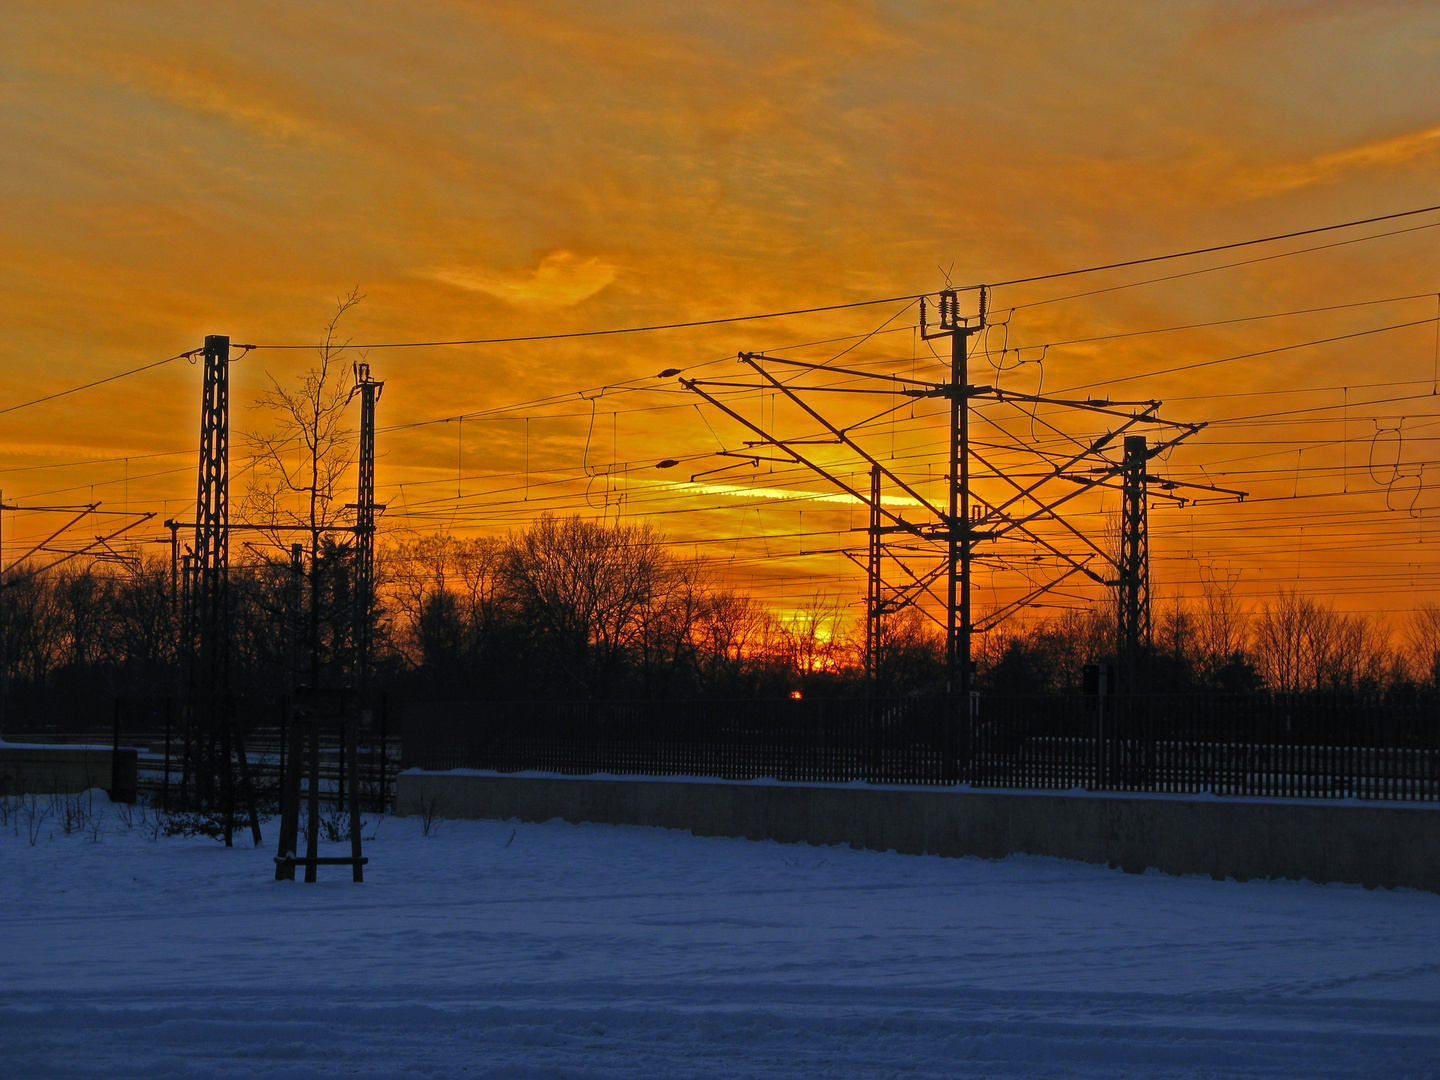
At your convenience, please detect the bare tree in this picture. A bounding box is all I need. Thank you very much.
[1253,589,1319,693]
[631,557,711,697]
[244,289,362,542]
[1155,593,1197,674]
[764,593,847,679]
[696,590,759,690]
[384,533,505,676]
[1195,567,1250,686]
[1252,589,1394,693]
[502,514,669,697]
[872,607,943,693]
[1405,602,1440,687]
[244,290,364,685]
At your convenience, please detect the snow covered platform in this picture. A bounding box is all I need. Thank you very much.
[397,769,1440,892]
[2,796,1437,1078]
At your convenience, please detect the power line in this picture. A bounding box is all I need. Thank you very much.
[0,350,195,417]
[1007,291,1439,352]
[1055,316,1439,393]
[1005,221,1440,311]
[988,204,1440,292]
[6,203,1438,425]
[250,296,930,351]
[0,448,192,475]
[250,204,1440,350]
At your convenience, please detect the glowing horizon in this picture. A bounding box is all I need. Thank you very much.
[4,2,1440,632]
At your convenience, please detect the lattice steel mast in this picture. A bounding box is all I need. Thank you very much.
[350,362,384,699]
[1119,434,1151,686]
[185,334,260,847]
[921,289,987,707]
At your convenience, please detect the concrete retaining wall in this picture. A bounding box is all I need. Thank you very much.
[0,744,138,802]
[396,771,1440,892]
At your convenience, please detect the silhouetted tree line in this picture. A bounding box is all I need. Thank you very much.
[383,515,845,701]
[4,513,1439,732]
[979,584,1439,697]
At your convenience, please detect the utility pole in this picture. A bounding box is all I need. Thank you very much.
[185,334,260,847]
[0,490,6,741]
[1118,434,1151,687]
[191,334,230,835]
[921,289,986,730]
[866,464,881,691]
[164,518,181,608]
[350,362,384,701]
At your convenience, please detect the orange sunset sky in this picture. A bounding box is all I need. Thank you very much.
[3,1,1440,632]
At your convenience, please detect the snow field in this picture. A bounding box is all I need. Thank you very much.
[1,790,1437,1078]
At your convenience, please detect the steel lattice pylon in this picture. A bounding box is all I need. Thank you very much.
[1119,434,1151,684]
[181,334,260,847]
[350,362,384,698]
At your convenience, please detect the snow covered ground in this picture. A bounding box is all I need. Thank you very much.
[1,791,1437,1079]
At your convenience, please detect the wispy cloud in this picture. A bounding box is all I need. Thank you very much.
[98,53,320,142]
[427,251,619,306]
[1237,124,1440,196]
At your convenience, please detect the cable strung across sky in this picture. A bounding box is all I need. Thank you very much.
[235,204,1440,349]
[7,202,1438,422]
[5,203,1440,621]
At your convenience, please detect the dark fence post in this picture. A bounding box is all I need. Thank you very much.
[378,692,388,813]
[278,699,288,809]
[163,696,172,812]
[336,715,345,812]
[110,698,120,794]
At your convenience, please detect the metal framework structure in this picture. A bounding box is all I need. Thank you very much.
[1119,434,1151,683]
[180,334,261,846]
[186,334,230,775]
[680,288,1245,702]
[865,464,882,686]
[923,290,984,705]
[349,362,385,699]
[169,337,382,871]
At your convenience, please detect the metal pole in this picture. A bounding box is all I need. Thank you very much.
[336,715,345,813]
[351,364,383,707]
[346,716,363,882]
[305,720,320,883]
[165,519,179,610]
[947,317,961,702]
[1120,435,1150,688]
[867,464,881,692]
[192,334,230,823]
[378,691,388,813]
[367,708,377,813]
[0,488,6,742]
[111,698,121,797]
[956,320,971,704]
[278,699,287,807]
[941,294,976,780]
[163,696,172,812]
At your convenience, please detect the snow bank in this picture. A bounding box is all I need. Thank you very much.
[1,806,1437,1077]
